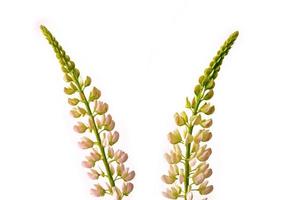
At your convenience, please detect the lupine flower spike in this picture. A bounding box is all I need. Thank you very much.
[41,25,135,199]
[162,31,239,200]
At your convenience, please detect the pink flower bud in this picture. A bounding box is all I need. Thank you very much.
[105,114,112,126]
[73,122,87,133]
[200,119,213,128]
[179,174,184,184]
[122,182,134,196]
[107,131,119,145]
[90,184,105,197]
[78,137,94,149]
[87,169,100,180]
[204,168,212,178]
[90,149,101,161]
[106,120,115,131]
[122,170,135,181]
[193,173,205,185]
[199,184,213,195]
[81,159,94,168]
[94,101,109,115]
[198,148,212,161]
[114,150,128,163]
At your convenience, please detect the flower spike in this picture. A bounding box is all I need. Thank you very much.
[162,31,238,199]
[41,25,135,199]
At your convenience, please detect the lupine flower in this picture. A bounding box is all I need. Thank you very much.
[162,31,239,199]
[122,182,134,196]
[41,25,135,199]
[90,184,105,197]
[73,122,87,133]
[78,137,94,149]
[88,169,100,180]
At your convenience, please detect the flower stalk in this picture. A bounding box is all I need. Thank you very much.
[41,25,135,199]
[162,31,239,200]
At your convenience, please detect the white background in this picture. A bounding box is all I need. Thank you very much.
[0,0,300,200]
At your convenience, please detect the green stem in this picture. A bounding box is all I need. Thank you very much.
[72,73,115,187]
[183,94,204,199]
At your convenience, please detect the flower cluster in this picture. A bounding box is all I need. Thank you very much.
[162,31,239,200]
[41,25,135,199]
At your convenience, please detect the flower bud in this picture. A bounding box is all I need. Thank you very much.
[191,142,199,153]
[200,103,215,115]
[70,109,81,118]
[87,169,100,180]
[162,186,181,199]
[198,75,208,86]
[204,168,212,178]
[90,184,105,197]
[77,107,86,115]
[164,151,181,164]
[204,67,213,76]
[185,134,193,144]
[67,61,75,71]
[193,173,205,185]
[82,158,95,168]
[198,148,212,161]
[203,90,214,100]
[108,147,114,158]
[109,164,115,176]
[191,115,202,126]
[168,164,179,177]
[70,82,77,91]
[194,84,203,95]
[122,182,134,196]
[114,150,128,163]
[180,111,188,122]
[73,122,87,133]
[174,113,185,126]
[200,130,212,142]
[73,68,80,78]
[167,129,182,144]
[90,149,101,161]
[205,79,215,89]
[199,163,209,173]
[200,119,213,128]
[78,137,94,149]
[64,87,75,95]
[105,120,115,131]
[161,175,176,184]
[94,101,109,115]
[199,184,213,195]
[117,164,125,176]
[68,98,80,106]
[122,170,135,181]
[89,87,101,101]
[107,131,119,146]
[63,73,73,82]
[84,76,92,87]
[186,97,191,108]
